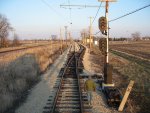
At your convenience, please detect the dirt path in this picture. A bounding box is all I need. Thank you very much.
[15,48,70,113]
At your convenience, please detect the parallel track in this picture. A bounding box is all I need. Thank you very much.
[0,43,52,55]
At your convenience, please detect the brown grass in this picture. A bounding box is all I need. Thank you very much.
[0,43,67,113]
[91,44,150,113]
[110,41,150,60]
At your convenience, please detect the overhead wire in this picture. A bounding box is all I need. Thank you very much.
[94,31,100,35]
[41,0,61,16]
[109,4,150,22]
[41,0,69,23]
[92,1,103,25]
[93,3,150,35]
[91,1,102,35]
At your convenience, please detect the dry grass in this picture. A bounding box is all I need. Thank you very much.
[0,54,39,113]
[109,54,150,113]
[109,53,150,113]
[90,45,150,113]
[110,41,150,60]
[0,43,67,113]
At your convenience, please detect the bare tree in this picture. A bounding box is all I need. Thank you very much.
[12,34,20,46]
[0,14,12,47]
[131,32,141,41]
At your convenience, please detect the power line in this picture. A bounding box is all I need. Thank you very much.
[93,4,150,35]
[109,4,150,22]
[93,31,100,35]
[41,0,68,22]
[41,0,60,16]
[68,0,72,23]
[92,1,103,25]
[94,4,150,36]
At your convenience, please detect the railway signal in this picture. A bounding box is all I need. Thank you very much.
[99,16,107,35]
[98,0,117,86]
[99,38,107,55]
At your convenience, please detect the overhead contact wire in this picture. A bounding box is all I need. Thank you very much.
[94,4,150,35]
[109,4,150,22]
[92,1,103,25]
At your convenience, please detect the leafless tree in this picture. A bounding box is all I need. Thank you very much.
[0,14,12,47]
[131,32,141,41]
[12,34,20,46]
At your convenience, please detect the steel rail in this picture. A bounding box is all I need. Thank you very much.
[75,44,85,113]
[50,45,76,113]
[50,43,85,113]
[0,43,52,54]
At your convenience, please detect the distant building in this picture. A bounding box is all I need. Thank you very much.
[86,37,93,43]
[142,37,150,40]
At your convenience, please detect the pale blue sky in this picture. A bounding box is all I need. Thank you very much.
[0,0,150,39]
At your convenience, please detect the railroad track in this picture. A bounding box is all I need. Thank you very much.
[0,43,52,55]
[43,43,91,113]
[110,49,150,70]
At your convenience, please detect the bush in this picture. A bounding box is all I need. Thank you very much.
[0,54,40,113]
[0,43,67,113]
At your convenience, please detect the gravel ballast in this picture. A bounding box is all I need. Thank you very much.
[82,47,120,113]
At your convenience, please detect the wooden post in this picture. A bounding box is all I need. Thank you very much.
[118,80,134,111]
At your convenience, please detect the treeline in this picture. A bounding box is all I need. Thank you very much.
[93,36,150,41]
[0,14,20,48]
[107,32,150,41]
[109,36,150,41]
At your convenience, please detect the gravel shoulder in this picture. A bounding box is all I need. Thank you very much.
[82,47,120,113]
[15,48,69,113]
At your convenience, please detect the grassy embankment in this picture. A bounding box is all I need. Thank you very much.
[0,43,67,113]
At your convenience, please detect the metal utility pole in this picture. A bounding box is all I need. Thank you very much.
[81,32,84,44]
[69,32,71,41]
[50,36,53,54]
[60,28,63,54]
[105,1,109,64]
[84,31,87,45]
[89,17,93,51]
[84,32,86,45]
[68,32,72,44]
[98,0,116,87]
[64,26,68,46]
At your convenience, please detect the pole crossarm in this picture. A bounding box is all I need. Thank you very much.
[60,4,104,8]
[98,0,117,2]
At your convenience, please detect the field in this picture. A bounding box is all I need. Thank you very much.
[90,41,150,113]
[0,40,50,53]
[110,41,150,60]
[109,41,150,113]
[0,42,67,113]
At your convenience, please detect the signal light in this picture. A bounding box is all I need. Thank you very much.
[99,38,107,55]
[99,17,107,34]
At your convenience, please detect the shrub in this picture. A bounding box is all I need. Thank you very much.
[0,43,67,113]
